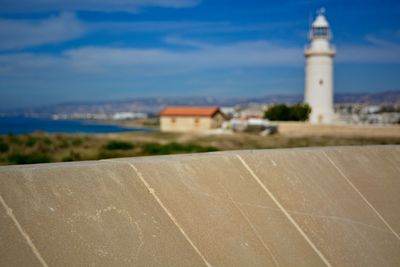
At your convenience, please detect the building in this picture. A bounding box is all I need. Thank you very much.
[160,106,226,132]
[304,8,335,124]
[112,112,147,120]
[236,104,266,119]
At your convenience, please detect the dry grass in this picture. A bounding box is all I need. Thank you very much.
[278,122,400,138]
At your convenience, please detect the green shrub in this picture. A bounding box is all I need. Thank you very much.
[8,152,52,164]
[264,104,291,121]
[7,134,21,144]
[42,137,52,145]
[141,142,218,155]
[25,137,38,147]
[36,142,51,153]
[58,139,70,149]
[62,151,82,162]
[0,141,9,153]
[97,150,126,159]
[264,103,311,121]
[290,104,312,121]
[71,138,83,146]
[104,141,134,150]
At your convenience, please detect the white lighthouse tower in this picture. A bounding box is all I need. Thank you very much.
[304,8,335,124]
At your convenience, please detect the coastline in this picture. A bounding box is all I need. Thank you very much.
[0,116,155,135]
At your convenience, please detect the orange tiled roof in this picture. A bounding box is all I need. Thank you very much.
[160,106,220,117]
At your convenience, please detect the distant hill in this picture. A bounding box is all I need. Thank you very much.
[334,91,400,104]
[2,91,399,117]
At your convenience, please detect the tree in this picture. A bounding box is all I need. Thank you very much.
[264,103,311,121]
[290,104,311,121]
[264,104,291,121]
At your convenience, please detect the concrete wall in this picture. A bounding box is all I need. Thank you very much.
[1,146,400,266]
[160,113,224,132]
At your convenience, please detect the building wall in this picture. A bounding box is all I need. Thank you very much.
[210,113,225,128]
[161,113,224,132]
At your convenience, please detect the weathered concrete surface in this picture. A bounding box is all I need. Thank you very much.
[0,146,399,266]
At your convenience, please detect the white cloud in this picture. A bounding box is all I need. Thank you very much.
[5,34,399,81]
[62,40,302,74]
[0,0,200,13]
[337,35,400,63]
[0,39,302,79]
[338,44,400,63]
[88,20,295,34]
[0,13,298,51]
[365,34,398,48]
[0,13,85,51]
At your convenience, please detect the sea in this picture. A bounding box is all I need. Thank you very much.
[0,116,153,134]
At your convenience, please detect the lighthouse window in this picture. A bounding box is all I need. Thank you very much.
[313,27,327,37]
[319,79,324,85]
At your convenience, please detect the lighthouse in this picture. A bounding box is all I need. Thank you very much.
[304,8,335,124]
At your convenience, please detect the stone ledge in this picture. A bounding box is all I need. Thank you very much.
[1,145,399,266]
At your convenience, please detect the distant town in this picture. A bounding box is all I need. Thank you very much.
[1,91,399,126]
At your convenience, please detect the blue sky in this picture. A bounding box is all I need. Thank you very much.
[0,0,399,109]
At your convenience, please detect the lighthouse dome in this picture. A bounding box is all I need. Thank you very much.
[312,14,329,28]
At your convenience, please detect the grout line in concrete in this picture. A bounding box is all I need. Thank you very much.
[235,154,332,267]
[322,151,400,241]
[127,162,212,267]
[0,194,49,267]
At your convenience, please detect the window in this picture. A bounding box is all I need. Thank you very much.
[171,118,176,124]
[194,117,200,126]
[313,27,328,37]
